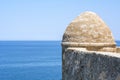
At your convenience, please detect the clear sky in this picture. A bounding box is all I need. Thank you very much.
[0,0,120,40]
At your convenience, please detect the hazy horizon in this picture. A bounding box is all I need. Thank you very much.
[0,0,120,40]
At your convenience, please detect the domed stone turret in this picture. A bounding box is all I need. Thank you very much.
[62,11,116,52]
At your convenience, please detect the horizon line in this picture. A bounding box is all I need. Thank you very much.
[0,40,120,41]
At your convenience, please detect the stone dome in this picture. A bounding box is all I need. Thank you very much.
[62,11,116,47]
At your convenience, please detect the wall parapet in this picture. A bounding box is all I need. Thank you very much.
[62,11,120,80]
[62,48,120,80]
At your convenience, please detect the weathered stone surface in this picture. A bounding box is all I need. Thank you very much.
[62,11,115,44]
[63,48,120,80]
[62,11,120,80]
[62,11,117,52]
[117,47,120,53]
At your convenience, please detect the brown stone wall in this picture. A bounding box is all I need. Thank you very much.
[117,47,120,53]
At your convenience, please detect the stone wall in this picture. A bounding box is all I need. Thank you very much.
[62,11,120,80]
[117,47,120,53]
[62,48,120,80]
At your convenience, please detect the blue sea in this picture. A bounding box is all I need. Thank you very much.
[0,41,61,80]
[0,41,120,80]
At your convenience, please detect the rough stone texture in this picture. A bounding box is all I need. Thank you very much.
[62,11,115,44]
[62,11,117,52]
[117,47,120,53]
[62,48,120,80]
[62,11,120,80]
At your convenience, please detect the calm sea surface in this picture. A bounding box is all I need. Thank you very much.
[0,41,61,80]
[0,41,120,80]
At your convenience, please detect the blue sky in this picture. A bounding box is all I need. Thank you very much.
[0,0,120,40]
